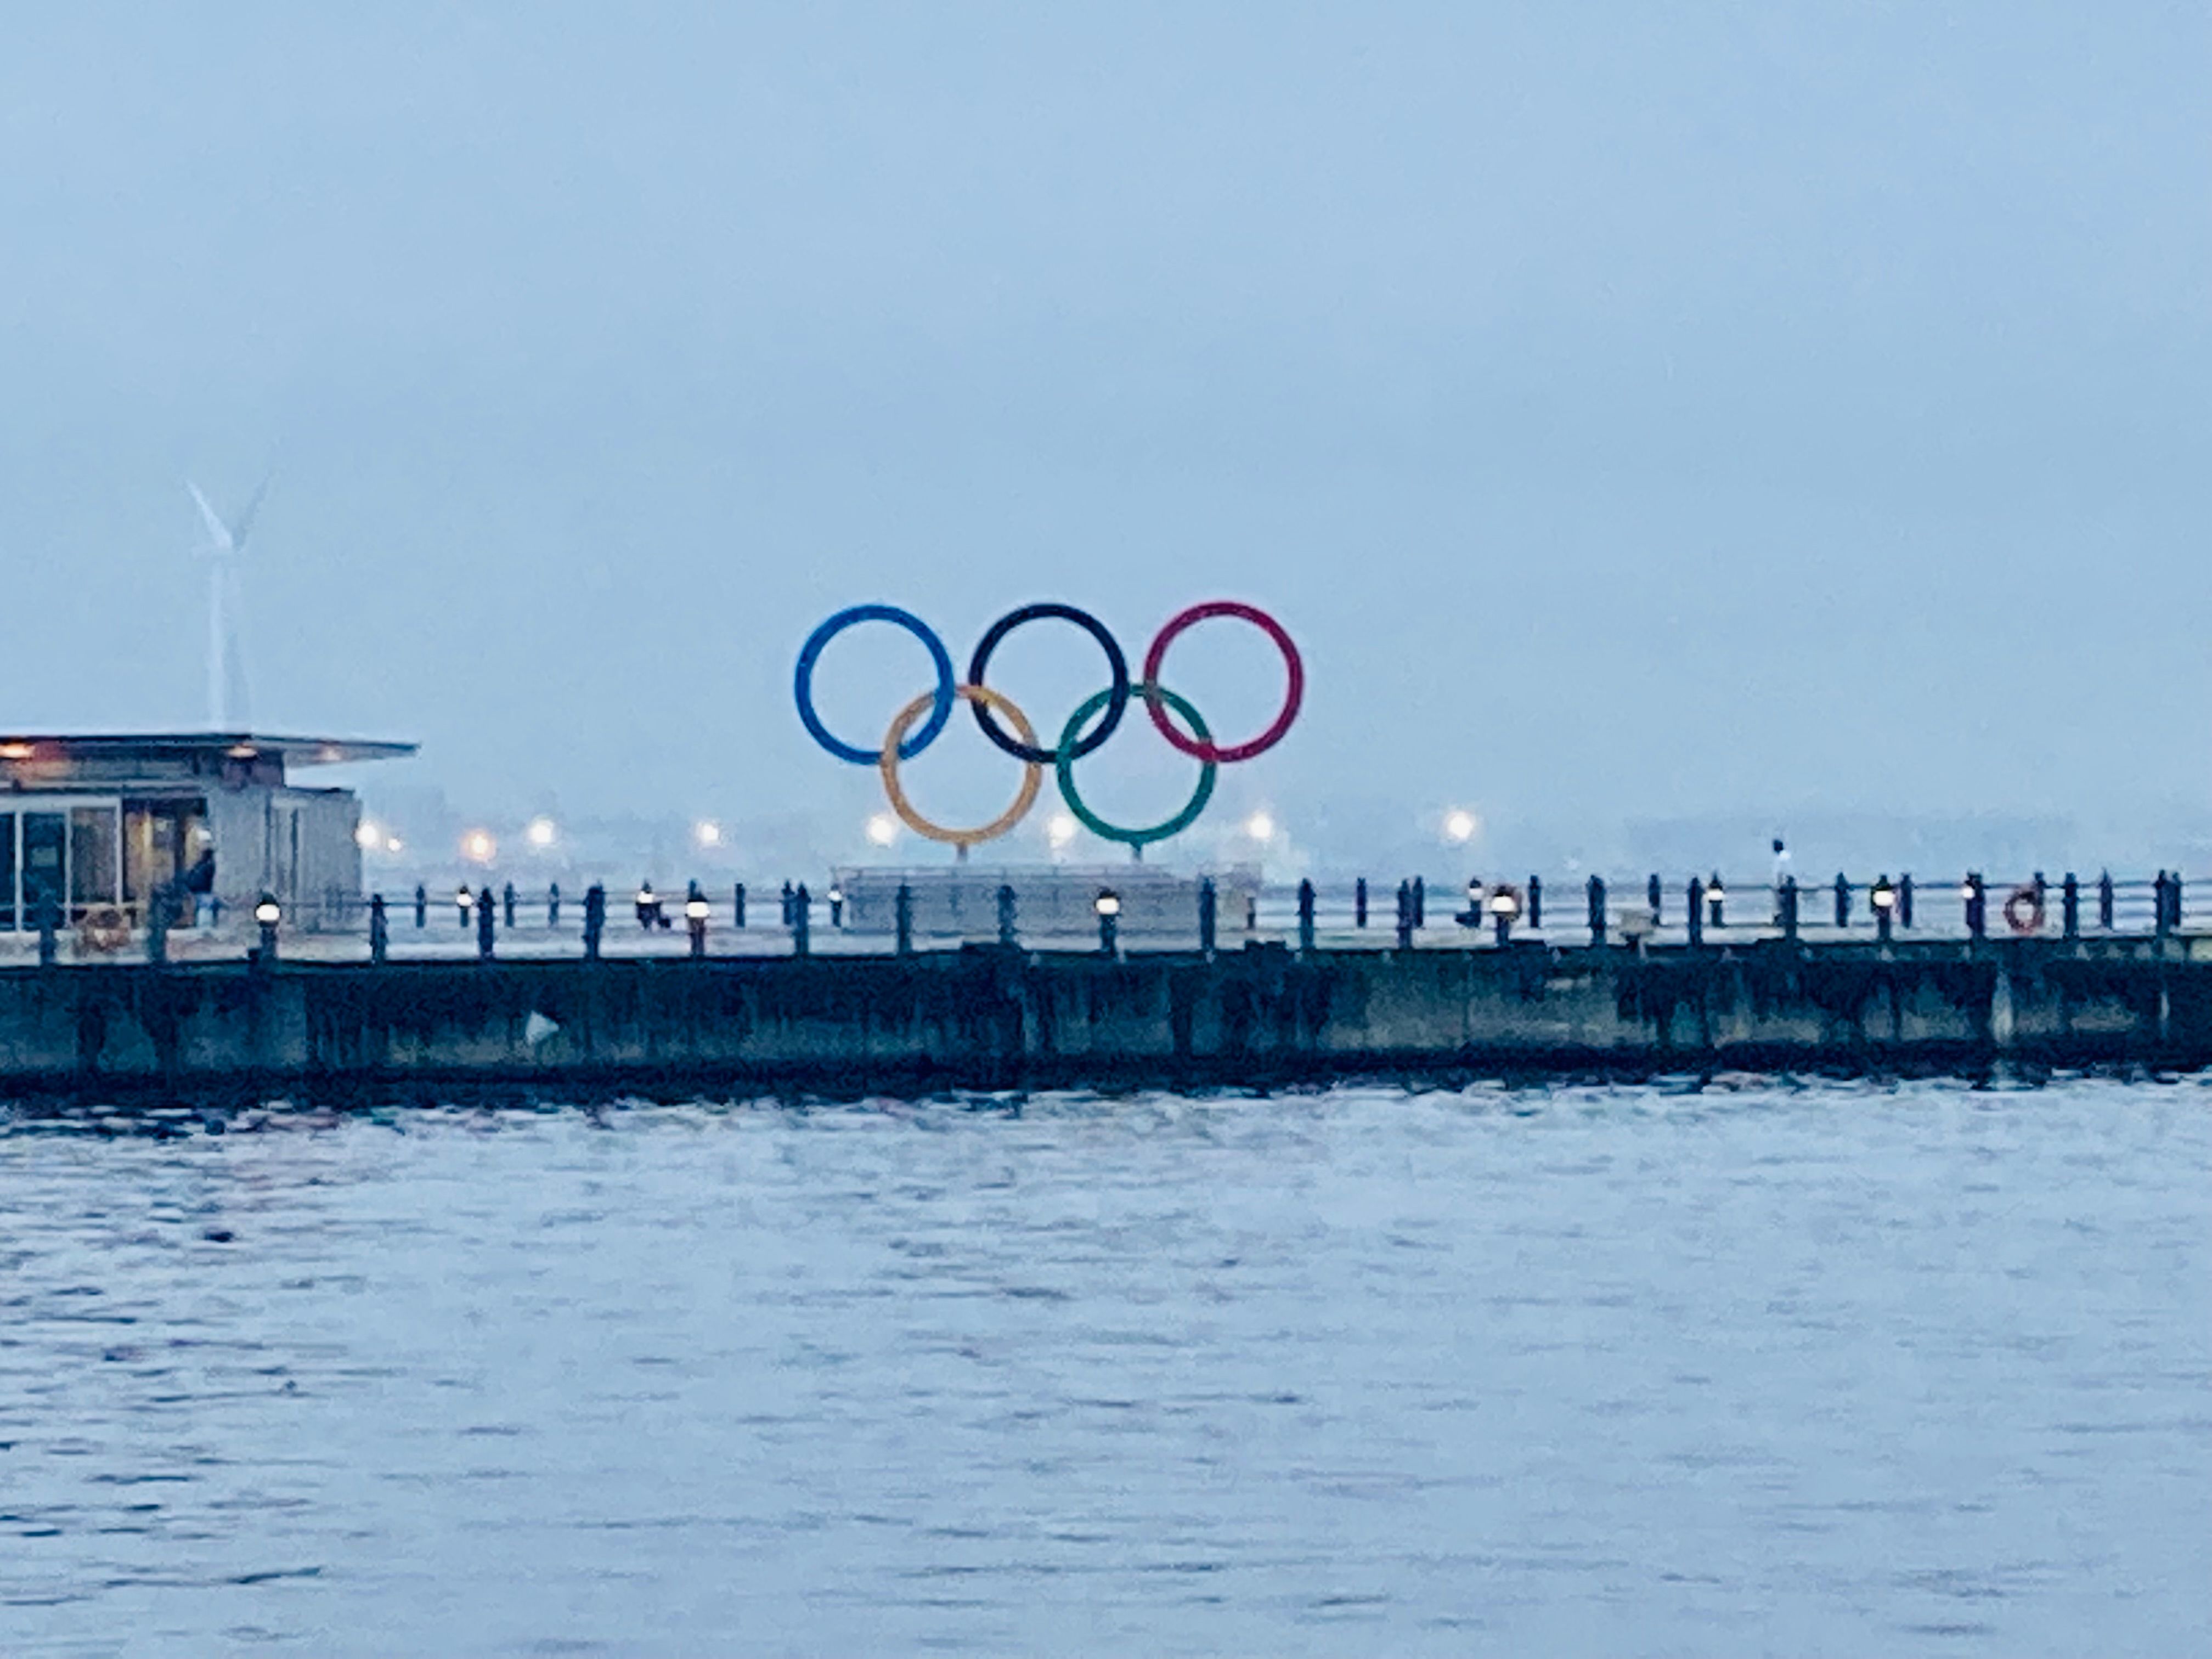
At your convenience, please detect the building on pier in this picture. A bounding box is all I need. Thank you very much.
[0,733,414,935]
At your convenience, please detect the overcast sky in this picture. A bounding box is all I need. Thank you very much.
[2,3,2204,867]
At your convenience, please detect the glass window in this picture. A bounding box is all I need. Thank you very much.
[69,806,119,913]
[22,812,65,927]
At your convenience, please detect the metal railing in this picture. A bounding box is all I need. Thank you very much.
[0,868,2195,965]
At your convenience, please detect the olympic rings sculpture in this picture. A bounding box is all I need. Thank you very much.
[793,600,1302,850]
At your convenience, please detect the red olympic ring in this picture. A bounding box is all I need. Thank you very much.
[1141,601,1305,764]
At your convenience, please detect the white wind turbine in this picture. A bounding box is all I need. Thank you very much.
[187,476,270,731]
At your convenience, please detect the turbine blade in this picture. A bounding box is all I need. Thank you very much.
[229,472,273,550]
[186,481,230,551]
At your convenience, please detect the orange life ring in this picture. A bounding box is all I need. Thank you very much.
[2002,884,2044,936]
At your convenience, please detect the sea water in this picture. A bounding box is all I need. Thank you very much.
[2,1079,2206,1656]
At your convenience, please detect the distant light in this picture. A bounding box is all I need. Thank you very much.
[1047,812,1079,849]
[636,885,656,907]
[684,896,710,921]
[1443,809,1479,844]
[252,898,281,927]
[1245,811,1276,843]
[1487,890,1520,917]
[1707,881,1725,902]
[462,830,496,864]
[526,817,557,849]
[457,885,475,908]
[866,814,899,848]
[694,820,722,848]
[1094,889,1122,918]
[1872,885,1896,911]
[354,821,382,850]
[385,836,405,854]
[227,744,258,760]
[0,742,30,761]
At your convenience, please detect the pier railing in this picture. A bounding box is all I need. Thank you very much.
[0,870,2195,965]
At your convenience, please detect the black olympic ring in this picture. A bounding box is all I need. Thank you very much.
[964,602,1130,765]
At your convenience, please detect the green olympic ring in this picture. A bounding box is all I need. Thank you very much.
[1055,681,1218,848]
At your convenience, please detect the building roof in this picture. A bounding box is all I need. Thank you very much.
[0,732,417,767]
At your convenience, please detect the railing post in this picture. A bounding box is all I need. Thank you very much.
[791,883,811,957]
[2097,870,2114,930]
[2171,872,2186,933]
[1353,876,1368,929]
[895,883,913,956]
[1646,873,1662,924]
[1833,873,1850,930]
[1096,888,1120,958]
[503,882,517,930]
[1297,878,1316,956]
[997,883,1018,947]
[1197,877,1216,958]
[1899,873,1915,930]
[1395,879,1413,951]
[548,882,561,928]
[256,892,281,964]
[146,884,174,965]
[1527,874,1542,930]
[413,883,427,929]
[1781,875,1799,941]
[2154,871,2174,940]
[476,885,495,960]
[583,883,605,960]
[1411,876,1426,929]
[370,893,388,963]
[732,882,746,929]
[1872,875,1895,941]
[456,884,473,929]
[686,880,708,957]
[1686,877,1704,947]
[780,880,794,927]
[1964,872,1986,939]
[2061,873,2080,939]
[1587,874,1606,945]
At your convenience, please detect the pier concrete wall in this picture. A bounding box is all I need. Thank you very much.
[2,937,2209,1096]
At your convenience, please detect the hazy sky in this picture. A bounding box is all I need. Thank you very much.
[3,4,2205,865]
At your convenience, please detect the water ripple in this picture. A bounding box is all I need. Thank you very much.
[0,1077,2205,1656]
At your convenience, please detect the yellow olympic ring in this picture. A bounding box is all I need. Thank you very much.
[879,684,1044,849]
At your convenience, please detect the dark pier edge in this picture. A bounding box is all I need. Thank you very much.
[2,936,2210,1105]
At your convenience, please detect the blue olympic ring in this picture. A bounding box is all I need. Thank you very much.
[793,605,956,765]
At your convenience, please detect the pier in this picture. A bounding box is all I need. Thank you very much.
[3,881,2210,1094]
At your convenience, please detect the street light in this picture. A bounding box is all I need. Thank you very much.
[462,830,496,865]
[685,888,710,957]
[693,820,721,848]
[253,893,281,960]
[1047,812,1079,850]
[1094,888,1121,956]
[527,817,557,849]
[1444,809,1479,845]
[866,814,899,848]
[1245,810,1276,843]
[1487,885,1521,945]
[355,821,382,850]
